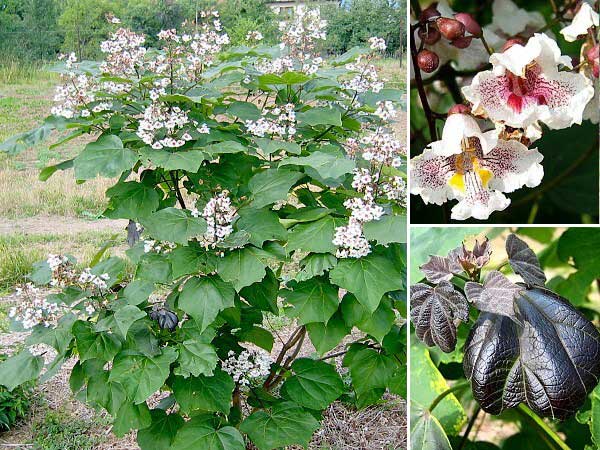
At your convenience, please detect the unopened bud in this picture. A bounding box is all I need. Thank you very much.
[454,13,482,37]
[417,49,440,73]
[436,17,465,41]
[502,37,526,52]
[420,4,441,22]
[451,36,473,49]
[418,26,441,45]
[448,104,470,115]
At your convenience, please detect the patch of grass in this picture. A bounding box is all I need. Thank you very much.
[31,408,108,450]
[0,303,9,332]
[0,231,127,291]
[0,166,110,218]
[375,57,406,90]
[0,59,51,86]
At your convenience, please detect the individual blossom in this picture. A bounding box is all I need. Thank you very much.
[560,2,599,42]
[192,191,237,248]
[410,113,544,220]
[221,349,273,387]
[463,33,595,130]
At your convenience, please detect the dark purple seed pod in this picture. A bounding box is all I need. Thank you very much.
[150,306,179,331]
[419,4,441,22]
[418,26,442,45]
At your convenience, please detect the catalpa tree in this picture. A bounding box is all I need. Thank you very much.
[0,7,406,449]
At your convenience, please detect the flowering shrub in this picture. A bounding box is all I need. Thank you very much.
[410,0,599,222]
[0,7,406,449]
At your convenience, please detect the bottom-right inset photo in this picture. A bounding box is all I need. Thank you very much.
[409,227,600,450]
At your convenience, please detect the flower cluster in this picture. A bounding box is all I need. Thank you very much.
[192,191,237,248]
[143,239,177,254]
[245,104,297,139]
[8,283,63,329]
[343,55,385,94]
[78,268,110,291]
[47,254,77,287]
[410,0,597,220]
[100,26,147,76]
[221,349,273,387]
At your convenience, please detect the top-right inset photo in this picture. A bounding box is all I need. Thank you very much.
[409,0,599,224]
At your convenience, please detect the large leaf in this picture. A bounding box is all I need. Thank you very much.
[280,277,340,325]
[280,358,345,410]
[411,282,469,353]
[464,287,600,419]
[297,253,337,281]
[239,267,279,313]
[106,181,160,219]
[506,234,546,287]
[137,410,185,450]
[142,207,207,244]
[363,214,407,245]
[114,305,146,338]
[341,294,395,342]
[464,271,522,320]
[410,403,452,450]
[282,151,354,182]
[178,276,236,332]
[217,247,267,290]
[0,350,43,391]
[248,169,302,208]
[175,339,218,378]
[74,135,138,179]
[286,216,343,254]
[73,320,121,362]
[113,402,151,437]
[345,347,396,397]
[109,348,178,404]
[410,342,467,434]
[305,310,350,356]
[236,208,287,247]
[139,148,205,172]
[172,369,235,415]
[330,252,403,312]
[170,415,245,450]
[240,401,320,450]
[297,107,342,127]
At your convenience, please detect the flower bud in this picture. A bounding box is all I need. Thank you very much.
[451,36,473,49]
[420,4,441,22]
[436,17,465,41]
[418,26,442,45]
[502,37,526,52]
[417,49,440,73]
[454,13,482,37]
[448,104,471,115]
[593,61,599,78]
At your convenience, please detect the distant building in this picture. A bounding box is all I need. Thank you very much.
[267,0,340,16]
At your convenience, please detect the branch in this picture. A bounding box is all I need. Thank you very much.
[263,326,305,389]
[410,25,438,141]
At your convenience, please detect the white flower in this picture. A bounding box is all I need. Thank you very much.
[487,0,546,38]
[221,349,272,386]
[430,113,498,157]
[368,36,387,51]
[463,33,594,130]
[560,2,599,42]
[410,115,544,220]
[246,30,263,41]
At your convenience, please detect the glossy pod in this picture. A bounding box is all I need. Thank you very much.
[464,287,600,419]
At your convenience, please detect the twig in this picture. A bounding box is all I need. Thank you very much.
[458,406,481,450]
[410,25,438,141]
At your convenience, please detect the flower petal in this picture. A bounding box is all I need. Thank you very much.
[410,149,455,205]
[481,140,544,193]
[560,2,599,42]
[429,114,497,156]
[451,188,510,221]
[490,0,546,37]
